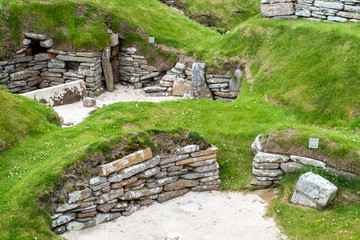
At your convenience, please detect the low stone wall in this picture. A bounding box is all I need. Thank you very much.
[51,144,220,234]
[250,135,359,188]
[260,0,360,22]
[206,74,239,102]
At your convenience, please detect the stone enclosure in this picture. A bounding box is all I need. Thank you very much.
[251,134,359,188]
[261,0,360,22]
[51,144,220,234]
[1,31,242,105]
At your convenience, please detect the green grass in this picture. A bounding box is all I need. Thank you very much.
[269,170,360,240]
[177,0,260,31]
[0,86,59,154]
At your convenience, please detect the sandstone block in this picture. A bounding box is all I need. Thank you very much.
[66,221,84,231]
[252,162,280,170]
[95,213,122,225]
[137,166,161,178]
[181,170,218,180]
[56,203,79,212]
[10,71,40,81]
[97,203,116,213]
[40,39,54,48]
[172,78,192,96]
[97,148,152,176]
[193,162,219,173]
[108,156,160,182]
[260,3,295,17]
[314,1,344,10]
[254,152,289,163]
[192,62,213,100]
[25,32,46,40]
[52,213,75,228]
[280,162,305,173]
[176,145,200,155]
[160,154,189,165]
[96,188,124,204]
[252,168,284,177]
[83,97,96,107]
[191,185,220,191]
[164,179,198,191]
[68,188,92,204]
[290,155,326,168]
[290,172,338,209]
[176,154,217,165]
[120,187,163,200]
[157,189,190,203]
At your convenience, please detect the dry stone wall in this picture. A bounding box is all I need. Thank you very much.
[250,134,360,188]
[119,47,241,102]
[260,0,360,22]
[51,144,220,234]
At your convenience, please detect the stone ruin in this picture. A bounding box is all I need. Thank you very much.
[0,30,242,106]
[50,143,220,234]
[250,134,359,188]
[260,0,360,22]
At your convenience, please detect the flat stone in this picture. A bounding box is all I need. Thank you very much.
[14,55,33,63]
[337,11,360,20]
[213,92,238,99]
[280,162,305,173]
[111,177,138,189]
[144,86,167,93]
[76,52,99,58]
[40,39,54,48]
[176,154,217,166]
[10,71,40,81]
[97,148,153,176]
[290,172,338,209]
[160,154,189,165]
[160,80,173,87]
[95,213,122,225]
[48,62,65,69]
[120,187,163,200]
[108,155,160,182]
[96,188,124,204]
[137,166,161,178]
[90,182,110,192]
[89,176,107,186]
[177,145,200,155]
[260,3,295,17]
[290,155,326,168]
[256,176,281,181]
[327,16,348,22]
[253,162,280,170]
[251,134,262,154]
[157,188,190,203]
[56,203,79,212]
[250,178,273,186]
[110,33,119,47]
[200,175,220,182]
[175,62,186,70]
[190,146,218,158]
[252,168,284,177]
[68,189,92,204]
[193,162,219,173]
[66,221,85,231]
[181,170,218,180]
[206,78,231,84]
[254,152,289,163]
[52,213,75,228]
[164,179,198,191]
[57,55,97,63]
[24,32,46,40]
[192,62,213,100]
[97,203,116,213]
[314,1,344,10]
[140,72,160,81]
[146,176,178,188]
[53,226,66,235]
[162,74,177,82]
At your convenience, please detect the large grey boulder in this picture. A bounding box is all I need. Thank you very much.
[290,172,337,210]
[192,63,213,100]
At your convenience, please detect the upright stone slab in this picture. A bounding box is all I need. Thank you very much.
[290,172,338,210]
[102,47,114,92]
[260,3,295,17]
[192,63,213,100]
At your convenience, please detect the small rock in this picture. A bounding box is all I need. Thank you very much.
[83,97,96,107]
[40,39,54,48]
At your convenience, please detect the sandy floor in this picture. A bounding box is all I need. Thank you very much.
[53,85,180,126]
[62,190,285,240]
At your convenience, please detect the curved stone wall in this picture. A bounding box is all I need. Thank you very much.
[251,134,359,188]
[260,0,360,22]
[51,144,220,234]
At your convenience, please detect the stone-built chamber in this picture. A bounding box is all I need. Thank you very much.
[260,0,360,22]
[0,31,242,104]
[50,143,220,234]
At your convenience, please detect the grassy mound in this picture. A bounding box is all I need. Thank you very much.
[0,86,59,154]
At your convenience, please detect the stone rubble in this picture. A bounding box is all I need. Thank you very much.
[51,144,220,234]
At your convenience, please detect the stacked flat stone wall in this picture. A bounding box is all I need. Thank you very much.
[118,47,162,89]
[261,0,360,22]
[0,31,121,98]
[251,135,359,188]
[119,47,241,102]
[51,144,220,234]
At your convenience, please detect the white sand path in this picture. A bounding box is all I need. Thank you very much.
[61,190,285,240]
